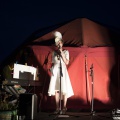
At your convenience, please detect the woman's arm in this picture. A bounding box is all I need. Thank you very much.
[60,50,69,65]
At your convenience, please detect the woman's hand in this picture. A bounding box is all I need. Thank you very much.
[60,51,69,65]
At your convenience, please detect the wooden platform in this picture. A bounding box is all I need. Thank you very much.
[37,111,113,120]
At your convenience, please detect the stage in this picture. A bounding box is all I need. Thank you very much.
[37,111,113,120]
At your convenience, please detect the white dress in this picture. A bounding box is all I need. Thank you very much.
[48,50,74,98]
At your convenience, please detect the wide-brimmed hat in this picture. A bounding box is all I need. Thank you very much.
[54,31,63,46]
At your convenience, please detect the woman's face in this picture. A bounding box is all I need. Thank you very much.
[57,40,63,48]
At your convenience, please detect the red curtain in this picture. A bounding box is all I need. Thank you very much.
[30,46,120,111]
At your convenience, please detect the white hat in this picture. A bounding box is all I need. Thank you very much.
[54,31,62,46]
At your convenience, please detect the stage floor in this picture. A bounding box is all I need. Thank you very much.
[37,111,113,120]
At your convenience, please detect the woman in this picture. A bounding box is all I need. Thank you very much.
[48,31,74,114]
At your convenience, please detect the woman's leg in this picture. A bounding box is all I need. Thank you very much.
[63,94,67,108]
[55,91,60,109]
[62,95,67,114]
[54,91,60,114]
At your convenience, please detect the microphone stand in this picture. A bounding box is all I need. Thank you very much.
[53,53,70,120]
[59,55,63,114]
[89,64,95,116]
[51,50,79,119]
[82,64,99,119]
[56,48,63,115]
[39,51,51,112]
[54,50,81,119]
[85,64,111,120]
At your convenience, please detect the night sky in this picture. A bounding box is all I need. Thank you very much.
[0,0,120,65]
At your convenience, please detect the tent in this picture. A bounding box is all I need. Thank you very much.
[31,18,119,109]
[1,18,120,111]
[32,18,117,46]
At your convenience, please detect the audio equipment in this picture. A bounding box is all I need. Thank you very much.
[18,93,37,120]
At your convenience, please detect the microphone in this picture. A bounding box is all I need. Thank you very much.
[57,47,61,60]
[58,44,61,50]
[57,54,60,60]
[57,45,61,54]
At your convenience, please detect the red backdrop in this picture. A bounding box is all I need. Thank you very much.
[29,45,120,111]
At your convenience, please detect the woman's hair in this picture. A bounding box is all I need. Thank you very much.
[54,31,64,46]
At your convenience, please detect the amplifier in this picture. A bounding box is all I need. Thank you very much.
[18,93,37,120]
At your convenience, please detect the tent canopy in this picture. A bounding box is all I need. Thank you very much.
[0,17,120,69]
[32,18,114,47]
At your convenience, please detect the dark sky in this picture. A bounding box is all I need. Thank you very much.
[0,0,120,65]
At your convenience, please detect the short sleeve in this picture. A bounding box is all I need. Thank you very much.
[64,50,69,61]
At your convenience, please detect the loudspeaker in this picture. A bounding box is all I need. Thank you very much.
[18,93,37,120]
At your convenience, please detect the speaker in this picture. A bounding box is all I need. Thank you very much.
[18,93,37,120]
